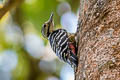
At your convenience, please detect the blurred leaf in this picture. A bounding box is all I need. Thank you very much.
[12,51,31,80]
[20,0,59,31]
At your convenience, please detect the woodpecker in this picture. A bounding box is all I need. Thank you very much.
[41,13,78,68]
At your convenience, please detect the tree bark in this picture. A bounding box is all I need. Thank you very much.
[76,0,120,80]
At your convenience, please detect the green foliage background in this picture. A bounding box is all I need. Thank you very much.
[0,0,79,80]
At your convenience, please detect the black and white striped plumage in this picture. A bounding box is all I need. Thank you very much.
[48,29,78,67]
[41,13,78,67]
[48,29,68,60]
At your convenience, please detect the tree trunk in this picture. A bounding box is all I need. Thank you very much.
[75,0,120,80]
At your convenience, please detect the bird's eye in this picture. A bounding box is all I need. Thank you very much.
[44,24,46,27]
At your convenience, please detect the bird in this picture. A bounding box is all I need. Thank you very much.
[41,13,78,68]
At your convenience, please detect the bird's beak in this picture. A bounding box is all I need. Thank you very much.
[48,13,54,23]
[48,13,54,33]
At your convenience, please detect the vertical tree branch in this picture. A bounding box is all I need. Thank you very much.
[0,0,23,19]
[76,0,120,80]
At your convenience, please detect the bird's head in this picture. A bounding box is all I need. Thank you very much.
[41,13,54,38]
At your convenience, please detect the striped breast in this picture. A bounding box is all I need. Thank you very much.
[48,29,68,61]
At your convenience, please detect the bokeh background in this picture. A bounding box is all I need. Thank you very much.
[0,0,79,80]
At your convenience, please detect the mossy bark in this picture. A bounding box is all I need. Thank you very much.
[76,0,120,80]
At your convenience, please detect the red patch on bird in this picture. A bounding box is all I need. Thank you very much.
[69,43,76,55]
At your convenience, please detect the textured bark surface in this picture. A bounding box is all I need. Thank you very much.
[76,0,120,80]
